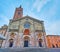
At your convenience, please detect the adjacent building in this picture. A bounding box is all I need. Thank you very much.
[46,35,60,48]
[0,25,8,47]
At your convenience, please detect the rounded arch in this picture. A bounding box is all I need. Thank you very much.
[10,32,18,39]
[10,32,15,38]
[37,32,42,38]
[24,36,30,41]
[38,39,43,42]
[9,39,14,42]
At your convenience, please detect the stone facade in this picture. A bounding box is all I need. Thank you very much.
[1,6,46,48]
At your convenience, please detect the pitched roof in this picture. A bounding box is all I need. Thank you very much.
[10,15,44,24]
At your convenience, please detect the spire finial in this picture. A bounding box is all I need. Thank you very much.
[19,5,22,8]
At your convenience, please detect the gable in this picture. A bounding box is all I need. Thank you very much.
[9,16,45,32]
[10,16,43,24]
[21,16,43,24]
[19,16,44,32]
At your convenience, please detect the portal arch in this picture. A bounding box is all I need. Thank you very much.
[24,36,30,47]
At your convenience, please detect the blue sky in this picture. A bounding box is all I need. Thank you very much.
[0,0,60,35]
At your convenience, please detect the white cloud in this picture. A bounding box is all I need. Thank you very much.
[31,0,60,35]
[32,0,51,12]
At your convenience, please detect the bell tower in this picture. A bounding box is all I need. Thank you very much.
[13,5,23,20]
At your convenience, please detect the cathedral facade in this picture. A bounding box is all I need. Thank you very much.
[2,6,46,48]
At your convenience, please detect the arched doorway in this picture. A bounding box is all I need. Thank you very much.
[24,36,29,47]
[56,44,58,48]
[9,39,13,47]
[38,39,42,47]
[52,44,55,48]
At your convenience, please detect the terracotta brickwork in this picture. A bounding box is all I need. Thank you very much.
[13,5,23,20]
[46,35,60,48]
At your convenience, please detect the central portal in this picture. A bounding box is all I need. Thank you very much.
[24,36,29,47]
[24,40,28,47]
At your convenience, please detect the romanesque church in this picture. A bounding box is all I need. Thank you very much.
[2,6,46,48]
